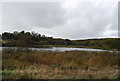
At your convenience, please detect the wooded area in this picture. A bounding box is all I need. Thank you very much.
[1,31,120,50]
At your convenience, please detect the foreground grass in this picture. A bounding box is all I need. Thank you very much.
[2,49,119,79]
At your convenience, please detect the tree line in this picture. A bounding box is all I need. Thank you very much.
[1,31,120,49]
[1,31,72,47]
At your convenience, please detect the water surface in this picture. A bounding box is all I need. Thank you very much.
[0,47,119,53]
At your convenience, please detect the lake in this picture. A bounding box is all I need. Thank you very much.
[0,47,119,53]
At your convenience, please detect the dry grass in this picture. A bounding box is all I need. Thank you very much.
[2,48,119,79]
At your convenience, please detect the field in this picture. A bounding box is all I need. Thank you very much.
[2,48,119,79]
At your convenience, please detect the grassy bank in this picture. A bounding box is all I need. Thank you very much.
[2,49,119,79]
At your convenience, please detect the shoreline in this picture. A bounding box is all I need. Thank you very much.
[1,45,119,53]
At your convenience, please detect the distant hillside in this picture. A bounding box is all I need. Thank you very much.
[72,38,120,50]
[1,31,119,50]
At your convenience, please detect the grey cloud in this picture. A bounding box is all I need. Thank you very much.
[50,2,118,39]
[2,2,66,30]
[2,2,118,39]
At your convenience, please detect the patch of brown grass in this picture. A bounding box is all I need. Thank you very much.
[2,49,119,79]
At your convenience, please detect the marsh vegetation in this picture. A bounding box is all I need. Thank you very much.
[2,48,119,79]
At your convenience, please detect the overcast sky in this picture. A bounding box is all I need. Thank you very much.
[1,1,118,39]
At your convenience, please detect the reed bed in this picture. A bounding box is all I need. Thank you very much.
[2,48,119,79]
